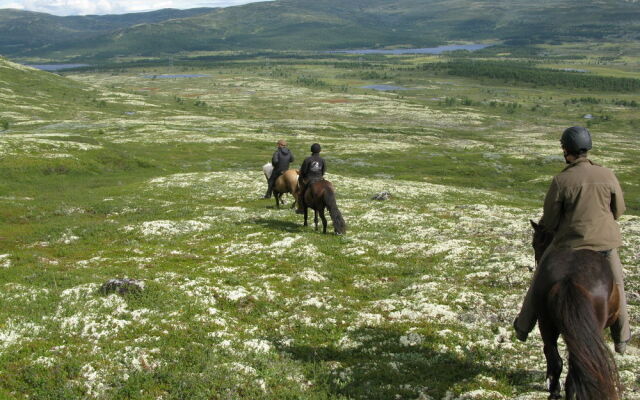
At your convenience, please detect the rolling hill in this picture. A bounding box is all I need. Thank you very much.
[1,0,640,60]
[0,56,96,124]
[0,8,216,57]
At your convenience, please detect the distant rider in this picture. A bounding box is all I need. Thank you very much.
[263,139,294,199]
[296,143,326,214]
[513,126,631,354]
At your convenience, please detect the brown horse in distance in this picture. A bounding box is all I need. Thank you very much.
[301,179,346,235]
[530,220,621,400]
[273,169,300,209]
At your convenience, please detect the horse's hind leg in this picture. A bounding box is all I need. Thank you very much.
[320,209,327,234]
[314,210,319,231]
[539,319,562,399]
[303,207,308,226]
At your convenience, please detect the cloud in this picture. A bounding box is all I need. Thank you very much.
[0,0,271,15]
[1,2,25,9]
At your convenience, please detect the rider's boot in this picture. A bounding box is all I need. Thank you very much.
[263,181,275,199]
[296,184,306,214]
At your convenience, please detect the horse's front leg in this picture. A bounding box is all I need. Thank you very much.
[275,193,281,209]
[290,194,296,209]
[314,210,319,231]
[539,319,562,399]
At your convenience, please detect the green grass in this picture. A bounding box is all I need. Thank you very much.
[0,46,639,399]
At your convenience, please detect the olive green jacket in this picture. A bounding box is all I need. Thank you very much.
[540,157,625,251]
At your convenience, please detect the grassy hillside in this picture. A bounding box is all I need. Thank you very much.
[2,0,640,60]
[0,57,94,123]
[0,45,638,399]
[0,8,216,57]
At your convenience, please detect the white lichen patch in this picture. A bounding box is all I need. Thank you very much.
[0,319,45,354]
[243,339,272,354]
[124,219,211,236]
[1,283,49,302]
[0,254,11,268]
[78,363,108,398]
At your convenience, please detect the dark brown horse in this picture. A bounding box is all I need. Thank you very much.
[301,179,346,235]
[530,220,621,400]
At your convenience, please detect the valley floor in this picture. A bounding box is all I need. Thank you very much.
[1,49,639,399]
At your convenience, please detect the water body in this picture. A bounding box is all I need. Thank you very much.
[361,84,409,91]
[27,64,90,71]
[560,68,588,73]
[143,74,210,79]
[333,44,491,55]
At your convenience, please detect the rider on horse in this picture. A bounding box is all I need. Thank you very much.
[296,143,326,214]
[514,126,631,354]
[263,139,294,199]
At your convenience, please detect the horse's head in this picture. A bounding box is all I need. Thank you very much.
[530,220,553,265]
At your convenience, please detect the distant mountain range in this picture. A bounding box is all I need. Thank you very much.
[1,0,639,60]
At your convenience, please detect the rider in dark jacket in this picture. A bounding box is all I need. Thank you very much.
[263,139,294,199]
[296,143,326,213]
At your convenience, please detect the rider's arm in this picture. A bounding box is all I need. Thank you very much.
[611,176,626,220]
[272,151,279,166]
[540,177,562,233]
[299,159,308,178]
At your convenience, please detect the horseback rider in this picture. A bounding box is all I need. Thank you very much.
[296,143,326,214]
[263,139,294,199]
[513,126,631,354]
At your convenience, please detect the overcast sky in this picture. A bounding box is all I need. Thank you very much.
[0,0,272,16]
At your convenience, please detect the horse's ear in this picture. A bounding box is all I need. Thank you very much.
[530,219,538,229]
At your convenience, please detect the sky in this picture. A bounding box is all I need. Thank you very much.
[0,0,272,16]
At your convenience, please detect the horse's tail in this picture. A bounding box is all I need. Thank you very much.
[263,163,273,180]
[551,279,621,400]
[323,186,346,235]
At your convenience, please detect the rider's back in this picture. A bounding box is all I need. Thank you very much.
[544,159,624,251]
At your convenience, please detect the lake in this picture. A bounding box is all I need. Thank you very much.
[332,44,491,55]
[27,64,90,71]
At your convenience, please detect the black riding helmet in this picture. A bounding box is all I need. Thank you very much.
[561,126,592,154]
[311,143,321,153]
